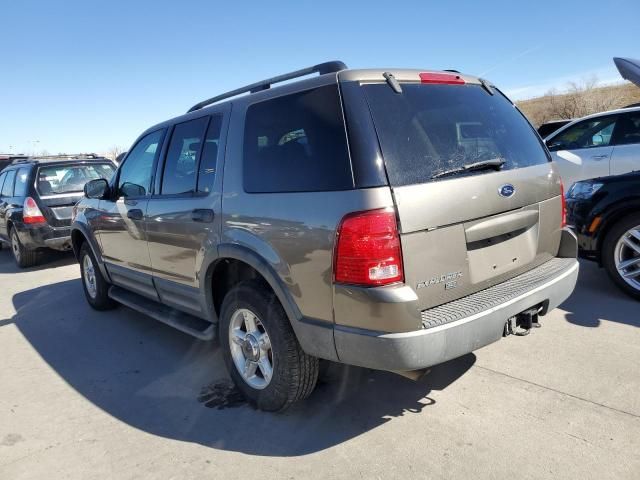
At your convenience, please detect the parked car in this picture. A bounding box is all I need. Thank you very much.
[0,154,116,267]
[545,106,640,188]
[537,119,572,138]
[566,171,640,299]
[71,62,578,411]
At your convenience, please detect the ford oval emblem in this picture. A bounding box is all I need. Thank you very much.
[498,184,516,198]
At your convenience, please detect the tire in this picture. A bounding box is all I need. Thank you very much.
[79,242,116,310]
[10,227,38,268]
[219,280,319,411]
[602,213,640,300]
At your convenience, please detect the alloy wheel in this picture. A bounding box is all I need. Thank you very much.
[11,231,21,263]
[83,254,98,299]
[228,308,274,390]
[614,225,640,292]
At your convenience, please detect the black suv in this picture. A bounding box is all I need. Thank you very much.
[566,171,640,299]
[0,155,116,267]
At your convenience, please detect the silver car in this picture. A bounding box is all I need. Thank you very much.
[71,62,579,411]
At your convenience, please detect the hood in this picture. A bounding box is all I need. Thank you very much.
[614,57,640,88]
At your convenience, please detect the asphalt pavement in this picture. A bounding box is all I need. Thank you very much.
[0,248,638,479]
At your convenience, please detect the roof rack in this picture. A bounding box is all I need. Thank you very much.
[187,60,347,113]
[10,153,106,165]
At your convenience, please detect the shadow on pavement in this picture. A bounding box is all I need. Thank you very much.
[5,278,474,457]
[561,260,639,328]
[0,247,76,274]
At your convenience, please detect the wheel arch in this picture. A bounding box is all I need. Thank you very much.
[70,223,111,282]
[595,201,640,265]
[203,243,338,362]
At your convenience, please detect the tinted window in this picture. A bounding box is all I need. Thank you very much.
[14,168,31,197]
[363,84,549,186]
[1,170,16,197]
[548,116,617,150]
[161,117,208,195]
[198,115,223,193]
[37,163,115,195]
[119,129,164,197]
[243,85,352,193]
[0,172,6,196]
[613,113,640,146]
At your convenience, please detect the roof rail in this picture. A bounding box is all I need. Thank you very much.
[10,153,105,165]
[187,60,347,113]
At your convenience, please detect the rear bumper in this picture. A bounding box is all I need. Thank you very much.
[15,222,72,251]
[333,258,579,371]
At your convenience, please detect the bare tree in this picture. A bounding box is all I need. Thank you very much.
[107,145,126,163]
[517,77,640,127]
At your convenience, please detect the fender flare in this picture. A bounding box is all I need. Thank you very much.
[211,243,304,324]
[71,222,111,283]
[208,243,339,361]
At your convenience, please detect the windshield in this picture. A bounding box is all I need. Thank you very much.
[363,83,549,186]
[37,162,115,195]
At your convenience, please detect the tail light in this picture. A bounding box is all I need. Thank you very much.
[23,197,46,225]
[560,180,567,227]
[334,208,404,286]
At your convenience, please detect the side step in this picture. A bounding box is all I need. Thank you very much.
[108,286,216,341]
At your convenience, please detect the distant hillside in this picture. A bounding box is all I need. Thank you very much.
[516,81,640,127]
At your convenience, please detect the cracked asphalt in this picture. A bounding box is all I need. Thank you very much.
[0,249,638,479]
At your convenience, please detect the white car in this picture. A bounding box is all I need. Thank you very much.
[545,106,640,189]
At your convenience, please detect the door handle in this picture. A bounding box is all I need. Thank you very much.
[127,209,144,220]
[191,209,214,223]
[591,155,608,160]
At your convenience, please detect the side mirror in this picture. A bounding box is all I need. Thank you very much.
[545,139,561,152]
[592,134,604,146]
[84,179,109,199]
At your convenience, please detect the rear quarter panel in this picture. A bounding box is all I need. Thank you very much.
[221,94,393,324]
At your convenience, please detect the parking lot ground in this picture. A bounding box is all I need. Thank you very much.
[0,249,639,480]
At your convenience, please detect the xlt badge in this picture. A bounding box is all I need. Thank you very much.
[417,271,463,290]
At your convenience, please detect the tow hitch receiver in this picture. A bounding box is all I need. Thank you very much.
[503,307,541,337]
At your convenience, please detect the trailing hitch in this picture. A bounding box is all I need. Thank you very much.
[503,307,541,337]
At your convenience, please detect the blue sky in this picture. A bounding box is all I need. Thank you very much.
[1,0,638,154]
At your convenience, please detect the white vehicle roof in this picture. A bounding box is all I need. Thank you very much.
[544,105,640,141]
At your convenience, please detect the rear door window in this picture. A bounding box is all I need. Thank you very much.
[0,172,7,197]
[198,115,223,194]
[161,117,208,195]
[612,112,640,145]
[363,83,550,186]
[14,168,31,197]
[1,170,16,197]
[243,85,353,193]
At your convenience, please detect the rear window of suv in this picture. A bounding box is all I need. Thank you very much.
[243,85,353,193]
[37,162,115,195]
[363,83,549,186]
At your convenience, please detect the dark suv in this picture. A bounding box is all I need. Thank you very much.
[566,171,640,299]
[72,62,579,411]
[0,155,115,267]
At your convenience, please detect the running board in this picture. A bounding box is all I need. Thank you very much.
[108,286,216,341]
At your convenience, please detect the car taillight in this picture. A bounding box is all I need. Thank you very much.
[334,208,404,286]
[419,72,465,85]
[23,197,46,225]
[560,180,567,227]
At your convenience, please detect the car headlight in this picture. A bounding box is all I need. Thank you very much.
[567,182,603,199]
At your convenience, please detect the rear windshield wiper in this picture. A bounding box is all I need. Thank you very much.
[431,158,506,179]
